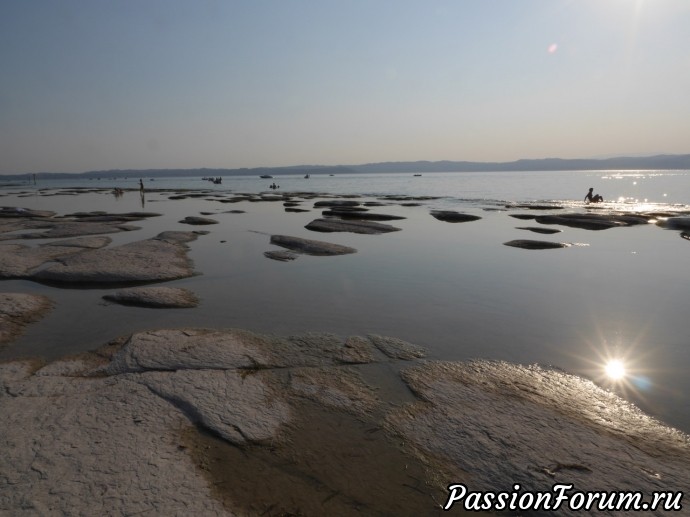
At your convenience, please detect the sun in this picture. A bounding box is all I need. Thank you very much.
[605,359,626,380]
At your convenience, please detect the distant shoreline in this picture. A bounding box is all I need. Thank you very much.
[2,153,690,180]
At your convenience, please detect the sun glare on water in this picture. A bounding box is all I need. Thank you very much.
[605,359,626,380]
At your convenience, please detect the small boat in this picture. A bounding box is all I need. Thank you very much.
[260,175,273,179]
[304,174,310,179]
[413,174,422,177]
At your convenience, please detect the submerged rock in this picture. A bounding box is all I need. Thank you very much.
[103,287,200,308]
[305,218,401,234]
[0,293,53,346]
[504,239,568,250]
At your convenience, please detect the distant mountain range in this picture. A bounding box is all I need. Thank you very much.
[3,154,690,180]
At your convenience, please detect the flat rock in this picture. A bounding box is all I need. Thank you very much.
[516,226,562,234]
[313,200,361,208]
[0,206,55,218]
[305,218,401,234]
[63,212,161,222]
[386,360,690,515]
[0,237,112,279]
[269,235,356,256]
[264,250,299,261]
[322,209,406,221]
[31,231,203,285]
[103,287,200,308]
[179,216,218,225]
[509,213,537,220]
[0,220,140,240]
[0,293,53,346]
[430,210,482,223]
[535,213,650,231]
[507,203,564,210]
[504,239,568,250]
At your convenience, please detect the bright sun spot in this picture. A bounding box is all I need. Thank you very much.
[605,360,626,380]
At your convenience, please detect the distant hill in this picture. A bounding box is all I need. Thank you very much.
[3,154,689,180]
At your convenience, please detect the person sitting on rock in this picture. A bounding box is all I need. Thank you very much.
[584,187,603,203]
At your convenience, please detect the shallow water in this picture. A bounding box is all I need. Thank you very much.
[1,169,689,433]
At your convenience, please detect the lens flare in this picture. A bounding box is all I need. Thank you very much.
[605,359,626,380]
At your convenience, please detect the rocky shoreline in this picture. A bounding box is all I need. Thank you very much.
[1,189,690,515]
[1,327,688,516]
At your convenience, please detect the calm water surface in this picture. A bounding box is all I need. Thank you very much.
[2,169,689,432]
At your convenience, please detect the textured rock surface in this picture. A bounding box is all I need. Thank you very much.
[1,329,688,516]
[386,360,690,515]
[0,237,112,278]
[0,293,53,345]
[31,231,203,284]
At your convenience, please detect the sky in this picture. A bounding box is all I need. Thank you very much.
[1,0,689,174]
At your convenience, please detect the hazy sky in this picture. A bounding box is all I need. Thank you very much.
[1,0,689,174]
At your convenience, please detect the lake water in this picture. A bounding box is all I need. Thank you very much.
[2,169,689,433]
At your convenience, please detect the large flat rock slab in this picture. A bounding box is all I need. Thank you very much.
[0,293,53,346]
[0,237,112,279]
[31,231,204,285]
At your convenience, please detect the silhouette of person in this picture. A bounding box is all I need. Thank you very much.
[139,179,144,193]
[584,187,603,203]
